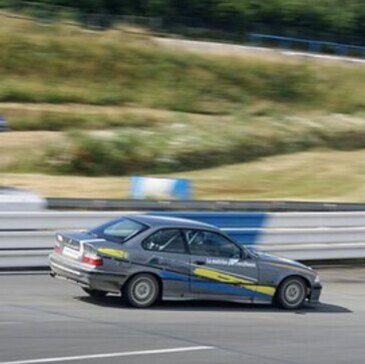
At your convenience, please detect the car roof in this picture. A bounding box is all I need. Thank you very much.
[128,214,217,230]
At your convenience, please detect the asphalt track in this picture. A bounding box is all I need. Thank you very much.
[1,267,365,364]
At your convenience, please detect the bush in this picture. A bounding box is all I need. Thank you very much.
[45,115,365,175]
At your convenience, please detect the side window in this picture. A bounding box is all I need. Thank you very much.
[142,229,186,254]
[185,230,241,258]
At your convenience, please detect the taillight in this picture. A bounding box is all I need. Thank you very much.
[82,254,103,266]
[54,242,62,254]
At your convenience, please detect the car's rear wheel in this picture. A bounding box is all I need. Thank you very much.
[122,274,160,308]
[82,288,107,298]
[275,277,307,309]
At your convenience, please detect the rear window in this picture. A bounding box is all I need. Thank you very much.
[91,218,147,243]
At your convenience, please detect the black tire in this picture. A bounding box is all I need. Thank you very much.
[275,277,307,310]
[82,288,107,298]
[122,274,160,308]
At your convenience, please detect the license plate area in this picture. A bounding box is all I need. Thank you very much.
[62,246,81,260]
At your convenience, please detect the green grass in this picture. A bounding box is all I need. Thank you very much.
[1,15,365,180]
[44,114,365,175]
[3,149,365,202]
[0,15,364,115]
[0,103,227,131]
[2,113,365,176]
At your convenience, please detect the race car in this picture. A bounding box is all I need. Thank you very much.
[49,214,322,309]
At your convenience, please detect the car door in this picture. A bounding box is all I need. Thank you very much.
[141,228,190,297]
[183,229,259,301]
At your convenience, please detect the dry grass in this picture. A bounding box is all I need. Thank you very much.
[2,149,365,202]
[0,102,229,131]
[181,149,365,201]
[0,131,64,172]
[2,112,365,175]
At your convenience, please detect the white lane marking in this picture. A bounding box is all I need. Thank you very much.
[0,346,214,364]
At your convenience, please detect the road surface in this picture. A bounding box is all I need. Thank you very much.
[0,267,364,364]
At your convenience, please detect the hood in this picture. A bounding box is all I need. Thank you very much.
[251,249,312,271]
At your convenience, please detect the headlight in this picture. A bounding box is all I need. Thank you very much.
[314,274,321,284]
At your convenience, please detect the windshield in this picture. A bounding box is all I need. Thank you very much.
[90,218,147,243]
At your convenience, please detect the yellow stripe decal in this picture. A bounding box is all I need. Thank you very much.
[193,267,275,297]
[255,285,276,296]
[194,268,253,285]
[97,248,129,259]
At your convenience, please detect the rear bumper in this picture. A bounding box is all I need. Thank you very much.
[309,284,322,303]
[49,253,127,293]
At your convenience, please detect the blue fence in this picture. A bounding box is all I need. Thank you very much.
[250,33,365,58]
[150,211,266,228]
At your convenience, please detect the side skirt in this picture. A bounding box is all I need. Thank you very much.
[161,293,272,305]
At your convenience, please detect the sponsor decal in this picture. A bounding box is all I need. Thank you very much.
[205,258,256,268]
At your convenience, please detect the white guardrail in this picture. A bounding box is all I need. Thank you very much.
[1,211,365,268]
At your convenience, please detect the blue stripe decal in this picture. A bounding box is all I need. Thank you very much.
[159,271,189,281]
[190,281,272,301]
[159,271,272,301]
[190,281,255,297]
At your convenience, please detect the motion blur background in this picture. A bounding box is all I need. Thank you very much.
[0,0,364,202]
[1,6,365,364]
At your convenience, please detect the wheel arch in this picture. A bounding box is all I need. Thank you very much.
[122,271,163,298]
[275,274,311,300]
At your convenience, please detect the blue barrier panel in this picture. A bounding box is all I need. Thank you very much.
[150,211,266,244]
[131,177,192,200]
[0,115,8,132]
[223,229,261,245]
[149,211,268,228]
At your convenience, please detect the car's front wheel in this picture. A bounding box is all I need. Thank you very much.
[275,277,307,309]
[122,274,160,308]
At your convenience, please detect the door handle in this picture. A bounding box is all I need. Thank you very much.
[194,260,206,265]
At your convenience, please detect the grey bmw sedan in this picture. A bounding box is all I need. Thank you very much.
[49,214,322,309]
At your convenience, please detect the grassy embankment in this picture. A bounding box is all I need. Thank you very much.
[2,149,365,201]
[0,15,365,200]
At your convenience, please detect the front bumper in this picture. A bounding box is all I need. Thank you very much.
[49,253,127,293]
[308,283,322,303]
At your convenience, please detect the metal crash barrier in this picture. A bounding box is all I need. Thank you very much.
[1,210,365,268]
